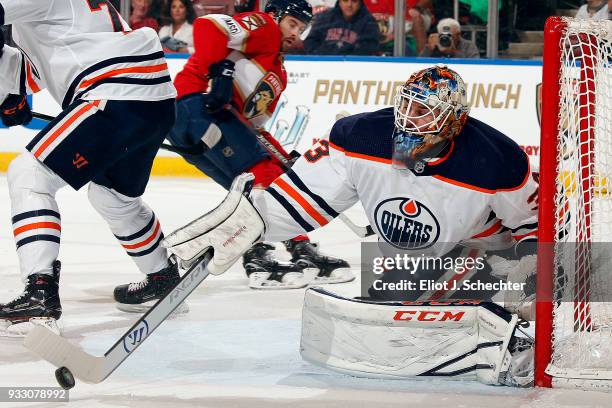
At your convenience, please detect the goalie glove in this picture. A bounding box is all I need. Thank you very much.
[202,59,235,114]
[161,173,265,275]
[1,94,32,127]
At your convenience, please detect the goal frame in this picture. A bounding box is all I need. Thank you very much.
[536,16,609,389]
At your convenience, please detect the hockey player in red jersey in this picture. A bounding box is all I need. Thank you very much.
[118,0,351,297]
[0,0,177,335]
[162,66,539,386]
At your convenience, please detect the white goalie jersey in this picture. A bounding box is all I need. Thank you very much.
[254,108,539,254]
[0,0,176,107]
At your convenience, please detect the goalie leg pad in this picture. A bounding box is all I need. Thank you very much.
[162,173,265,275]
[300,288,525,386]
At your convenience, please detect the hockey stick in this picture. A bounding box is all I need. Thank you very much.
[24,252,213,388]
[31,111,207,156]
[338,214,375,238]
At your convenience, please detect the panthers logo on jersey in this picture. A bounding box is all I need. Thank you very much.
[243,72,283,119]
[241,14,267,31]
[374,197,440,250]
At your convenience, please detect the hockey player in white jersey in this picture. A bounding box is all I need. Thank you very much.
[0,0,177,335]
[162,65,539,386]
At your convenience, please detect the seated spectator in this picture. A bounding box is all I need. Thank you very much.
[130,0,160,31]
[575,0,609,20]
[419,17,480,58]
[303,0,380,55]
[365,0,433,55]
[159,0,196,53]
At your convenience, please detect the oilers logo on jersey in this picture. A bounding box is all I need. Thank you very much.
[374,198,440,250]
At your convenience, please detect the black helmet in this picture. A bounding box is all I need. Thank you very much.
[264,0,313,25]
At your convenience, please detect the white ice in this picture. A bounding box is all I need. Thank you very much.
[0,176,611,408]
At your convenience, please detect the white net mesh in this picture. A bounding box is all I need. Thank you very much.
[550,18,612,380]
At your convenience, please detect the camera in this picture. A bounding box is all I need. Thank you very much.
[438,27,453,48]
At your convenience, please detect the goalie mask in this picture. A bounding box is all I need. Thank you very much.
[392,66,469,170]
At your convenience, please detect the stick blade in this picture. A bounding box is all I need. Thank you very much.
[24,325,106,384]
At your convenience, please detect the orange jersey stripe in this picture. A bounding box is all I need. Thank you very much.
[13,222,61,237]
[329,142,393,164]
[274,178,329,227]
[26,63,41,93]
[328,141,345,152]
[34,101,99,158]
[78,63,169,89]
[345,150,393,165]
[471,220,503,239]
[122,221,161,250]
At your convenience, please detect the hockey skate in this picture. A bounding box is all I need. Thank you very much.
[0,260,62,338]
[114,257,189,315]
[243,243,317,289]
[285,240,354,284]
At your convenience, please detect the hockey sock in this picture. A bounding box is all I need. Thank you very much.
[88,182,168,274]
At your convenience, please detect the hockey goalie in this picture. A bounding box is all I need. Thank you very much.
[162,66,538,387]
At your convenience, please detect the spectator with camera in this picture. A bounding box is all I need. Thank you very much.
[304,0,380,55]
[158,0,196,53]
[419,17,479,58]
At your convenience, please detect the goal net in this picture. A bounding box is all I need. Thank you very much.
[536,16,612,390]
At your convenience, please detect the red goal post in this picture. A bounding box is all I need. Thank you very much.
[536,16,612,390]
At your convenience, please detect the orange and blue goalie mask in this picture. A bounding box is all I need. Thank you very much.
[392,66,469,170]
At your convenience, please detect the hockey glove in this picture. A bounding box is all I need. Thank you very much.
[0,94,32,127]
[202,59,235,114]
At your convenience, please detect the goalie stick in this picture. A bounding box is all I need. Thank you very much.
[31,111,208,156]
[24,252,213,388]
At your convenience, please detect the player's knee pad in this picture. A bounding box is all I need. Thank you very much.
[87,182,143,220]
[7,153,66,199]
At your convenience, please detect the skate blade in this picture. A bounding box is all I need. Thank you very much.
[312,268,355,285]
[249,268,317,290]
[115,301,190,318]
[0,317,62,338]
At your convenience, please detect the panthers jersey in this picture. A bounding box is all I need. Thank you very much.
[253,108,539,256]
[0,0,175,108]
[174,12,286,128]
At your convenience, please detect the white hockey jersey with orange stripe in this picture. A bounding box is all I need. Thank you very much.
[0,0,176,108]
[254,108,539,256]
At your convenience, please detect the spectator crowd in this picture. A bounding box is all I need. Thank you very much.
[126,0,611,58]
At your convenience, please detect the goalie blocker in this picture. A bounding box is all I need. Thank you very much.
[162,173,265,274]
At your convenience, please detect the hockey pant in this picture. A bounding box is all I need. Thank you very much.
[8,153,168,282]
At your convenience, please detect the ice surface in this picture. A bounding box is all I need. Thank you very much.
[0,176,610,407]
